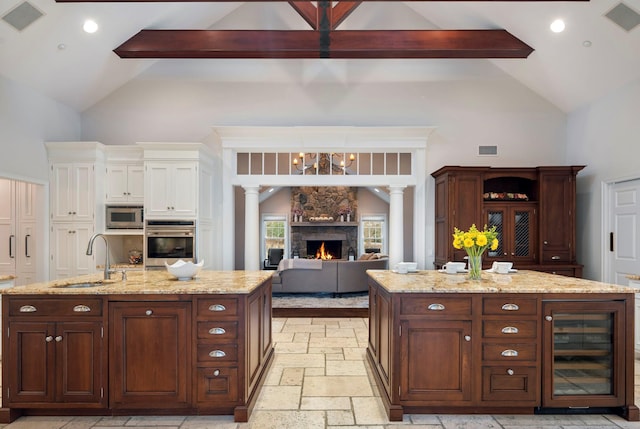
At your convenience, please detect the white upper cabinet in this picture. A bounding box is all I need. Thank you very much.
[145,162,197,218]
[106,164,144,203]
[50,163,95,222]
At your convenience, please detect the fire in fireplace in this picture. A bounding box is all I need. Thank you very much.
[307,240,342,259]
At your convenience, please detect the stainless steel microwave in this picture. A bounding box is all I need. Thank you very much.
[106,205,144,229]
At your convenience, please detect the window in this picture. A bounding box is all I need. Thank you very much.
[262,215,287,268]
[360,215,387,255]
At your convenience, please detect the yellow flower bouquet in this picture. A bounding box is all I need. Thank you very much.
[452,224,499,280]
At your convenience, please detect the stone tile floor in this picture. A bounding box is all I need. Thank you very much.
[1,317,640,428]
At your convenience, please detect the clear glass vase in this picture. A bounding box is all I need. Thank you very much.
[467,254,483,280]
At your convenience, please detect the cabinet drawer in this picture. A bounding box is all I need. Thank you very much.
[482,343,536,362]
[401,296,472,316]
[197,344,238,363]
[482,297,537,316]
[483,320,537,339]
[196,367,239,403]
[196,298,238,318]
[482,366,538,403]
[197,321,238,341]
[542,251,570,264]
[8,298,103,317]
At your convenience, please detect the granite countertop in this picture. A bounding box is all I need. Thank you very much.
[1,270,274,295]
[367,269,638,294]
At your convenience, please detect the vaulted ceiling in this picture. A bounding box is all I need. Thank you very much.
[1,0,639,112]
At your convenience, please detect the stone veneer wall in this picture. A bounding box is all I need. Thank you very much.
[290,187,358,258]
[291,186,357,220]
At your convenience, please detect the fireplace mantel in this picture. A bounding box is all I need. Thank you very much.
[292,222,358,227]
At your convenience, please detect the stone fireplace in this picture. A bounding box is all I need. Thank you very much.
[291,225,358,259]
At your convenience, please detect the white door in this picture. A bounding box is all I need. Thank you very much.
[608,178,640,285]
[0,179,15,275]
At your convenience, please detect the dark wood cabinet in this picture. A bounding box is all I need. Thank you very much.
[110,300,191,410]
[4,297,106,408]
[432,166,584,276]
[366,279,636,421]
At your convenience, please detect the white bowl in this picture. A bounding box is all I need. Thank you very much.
[165,259,204,280]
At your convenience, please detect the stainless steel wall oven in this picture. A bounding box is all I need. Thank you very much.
[145,220,196,268]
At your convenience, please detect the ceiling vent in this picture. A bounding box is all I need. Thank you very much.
[605,2,640,32]
[2,1,44,32]
[478,145,498,156]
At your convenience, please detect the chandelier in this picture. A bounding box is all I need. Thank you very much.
[292,152,356,175]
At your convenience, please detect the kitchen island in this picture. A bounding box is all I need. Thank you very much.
[0,270,273,424]
[366,270,639,421]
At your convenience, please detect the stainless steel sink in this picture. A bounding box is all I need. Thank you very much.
[56,282,104,289]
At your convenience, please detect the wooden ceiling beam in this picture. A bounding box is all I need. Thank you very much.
[114,29,534,59]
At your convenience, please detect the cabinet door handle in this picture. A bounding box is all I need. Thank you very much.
[209,350,226,358]
[501,303,519,311]
[9,235,15,258]
[73,305,91,312]
[55,336,63,342]
[551,256,561,260]
[464,335,471,342]
[501,349,518,357]
[501,326,519,334]
[507,369,514,376]
[209,327,226,335]
[213,369,220,376]
[19,305,37,313]
[545,315,553,321]
[209,304,226,312]
[145,310,153,316]
[427,303,445,311]
[45,335,54,342]
[25,234,30,258]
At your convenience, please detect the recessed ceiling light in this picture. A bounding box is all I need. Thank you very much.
[582,40,592,47]
[83,19,98,34]
[57,43,66,50]
[550,19,565,33]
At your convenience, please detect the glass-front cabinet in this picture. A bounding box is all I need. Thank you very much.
[484,203,537,265]
[542,301,626,408]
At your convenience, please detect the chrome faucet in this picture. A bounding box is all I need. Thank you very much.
[86,233,114,280]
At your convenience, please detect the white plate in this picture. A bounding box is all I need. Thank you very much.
[484,268,518,274]
[437,269,469,274]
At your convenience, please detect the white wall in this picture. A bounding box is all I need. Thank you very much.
[0,75,81,182]
[567,78,640,281]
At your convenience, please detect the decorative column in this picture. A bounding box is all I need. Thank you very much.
[243,185,260,271]
[389,185,406,269]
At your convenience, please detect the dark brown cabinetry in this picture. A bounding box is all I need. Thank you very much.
[1,277,273,424]
[432,166,584,277]
[366,280,637,421]
[110,300,191,410]
[4,297,106,408]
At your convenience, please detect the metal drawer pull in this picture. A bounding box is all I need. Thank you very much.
[209,304,226,312]
[55,336,63,342]
[209,327,226,335]
[19,305,37,313]
[427,303,445,311]
[501,326,519,334]
[45,335,53,342]
[213,370,220,376]
[501,303,519,311]
[145,310,153,316]
[73,305,91,312]
[501,349,519,357]
[551,256,561,260]
[507,369,514,376]
[209,350,226,358]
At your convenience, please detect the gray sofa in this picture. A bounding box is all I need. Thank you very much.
[271,258,388,294]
